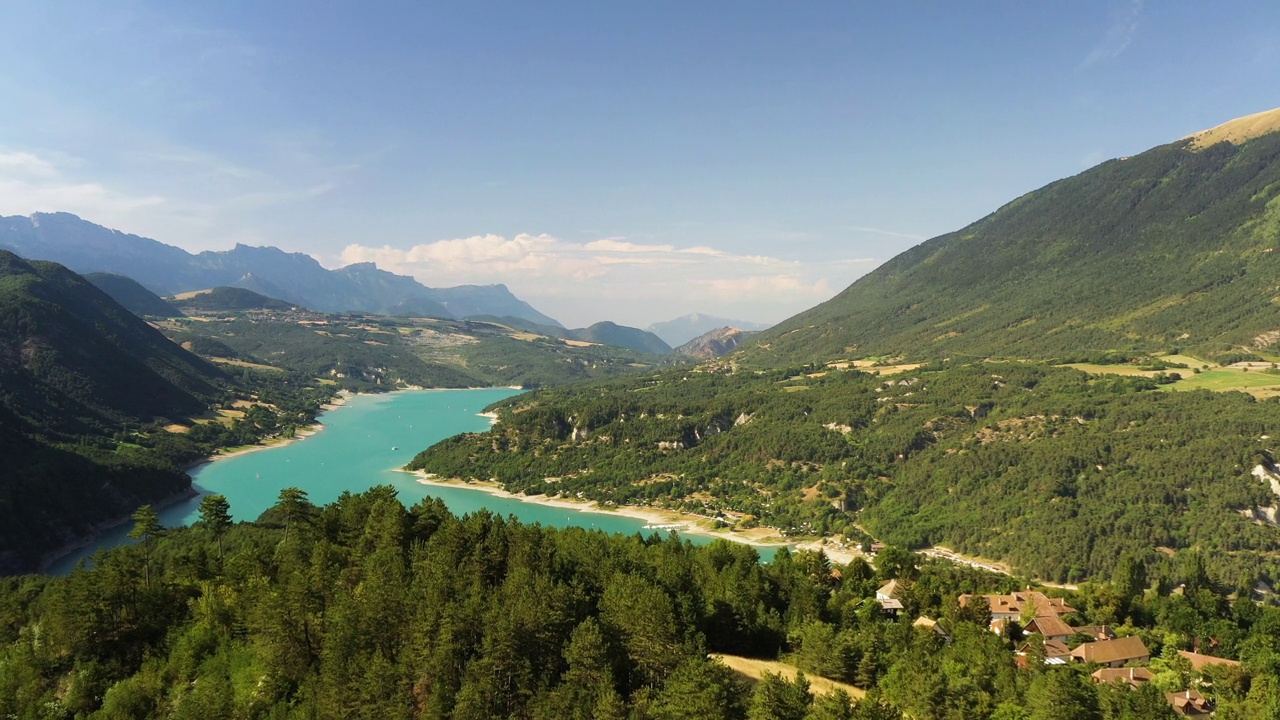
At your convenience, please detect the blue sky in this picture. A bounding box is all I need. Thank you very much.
[1,1,1278,327]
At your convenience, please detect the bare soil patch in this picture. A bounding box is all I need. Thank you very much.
[713,654,864,699]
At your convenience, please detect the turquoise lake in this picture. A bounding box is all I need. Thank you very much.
[49,388,780,574]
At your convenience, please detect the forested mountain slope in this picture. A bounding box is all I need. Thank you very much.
[0,252,235,571]
[84,273,182,318]
[748,109,1280,365]
[411,362,1280,585]
[172,286,299,313]
[572,321,673,355]
[0,251,223,436]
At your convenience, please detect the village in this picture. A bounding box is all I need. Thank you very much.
[873,581,1243,718]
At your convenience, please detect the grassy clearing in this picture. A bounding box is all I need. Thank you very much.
[834,361,922,376]
[189,408,246,427]
[1062,357,1280,397]
[873,363,923,376]
[1160,354,1213,368]
[1163,368,1280,397]
[713,654,865,699]
[1062,363,1162,377]
[170,289,213,300]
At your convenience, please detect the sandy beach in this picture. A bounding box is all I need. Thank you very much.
[407,471,793,550]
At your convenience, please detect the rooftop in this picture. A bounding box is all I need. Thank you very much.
[1069,636,1149,665]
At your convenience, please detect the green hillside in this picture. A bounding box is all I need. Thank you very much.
[572,321,674,355]
[161,312,682,391]
[0,252,238,571]
[172,286,298,312]
[748,121,1280,366]
[409,362,1280,585]
[83,272,182,318]
[0,251,224,436]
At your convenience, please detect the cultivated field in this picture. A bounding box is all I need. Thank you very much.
[1162,367,1280,398]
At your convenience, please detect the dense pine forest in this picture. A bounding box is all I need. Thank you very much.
[411,362,1280,586]
[2,487,1277,718]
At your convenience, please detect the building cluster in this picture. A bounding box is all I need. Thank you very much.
[874,584,1241,718]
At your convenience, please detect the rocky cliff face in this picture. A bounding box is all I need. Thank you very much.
[674,326,755,359]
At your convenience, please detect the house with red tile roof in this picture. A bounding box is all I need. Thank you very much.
[959,590,1075,623]
[1023,615,1074,642]
[1091,667,1154,689]
[1069,636,1149,667]
[1178,650,1241,673]
[1166,688,1212,718]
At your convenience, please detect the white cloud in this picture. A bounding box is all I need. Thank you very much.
[584,238,724,256]
[0,143,361,252]
[699,274,835,300]
[0,151,58,178]
[340,234,883,327]
[0,147,168,224]
[1082,0,1143,68]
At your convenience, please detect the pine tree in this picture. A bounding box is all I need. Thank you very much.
[198,494,232,560]
[128,504,163,588]
[749,671,812,720]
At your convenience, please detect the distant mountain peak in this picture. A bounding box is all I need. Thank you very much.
[675,326,757,359]
[1187,106,1280,150]
[647,312,772,347]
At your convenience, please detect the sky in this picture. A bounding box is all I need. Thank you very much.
[1,1,1279,328]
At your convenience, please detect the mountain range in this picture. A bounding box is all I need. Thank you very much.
[0,212,562,327]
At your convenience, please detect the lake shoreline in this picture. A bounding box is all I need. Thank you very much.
[183,391,354,472]
[39,387,523,576]
[36,484,199,573]
[35,391,366,574]
[406,471,794,551]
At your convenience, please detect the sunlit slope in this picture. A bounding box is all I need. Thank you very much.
[749,113,1280,365]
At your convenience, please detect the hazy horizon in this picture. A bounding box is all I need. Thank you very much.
[2,2,1278,326]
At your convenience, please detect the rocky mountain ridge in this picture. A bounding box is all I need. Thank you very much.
[0,212,562,326]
